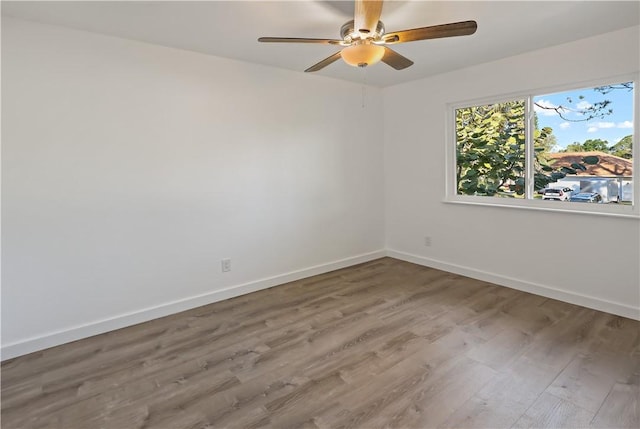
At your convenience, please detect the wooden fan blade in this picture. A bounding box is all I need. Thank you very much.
[383,20,477,44]
[258,37,345,45]
[305,51,343,72]
[381,47,413,70]
[354,0,383,35]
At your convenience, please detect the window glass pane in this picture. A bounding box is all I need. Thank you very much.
[455,100,526,197]
[533,82,634,205]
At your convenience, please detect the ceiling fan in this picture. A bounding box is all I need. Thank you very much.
[258,0,477,72]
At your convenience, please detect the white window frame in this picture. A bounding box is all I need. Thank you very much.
[445,74,640,219]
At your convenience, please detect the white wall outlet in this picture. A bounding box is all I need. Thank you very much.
[221,258,231,272]
[424,236,432,247]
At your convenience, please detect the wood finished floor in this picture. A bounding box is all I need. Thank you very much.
[2,258,639,429]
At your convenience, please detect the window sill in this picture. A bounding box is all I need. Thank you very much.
[443,196,640,219]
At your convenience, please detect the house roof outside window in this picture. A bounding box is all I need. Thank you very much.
[547,151,633,177]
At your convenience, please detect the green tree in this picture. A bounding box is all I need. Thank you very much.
[533,113,558,153]
[561,139,610,152]
[456,101,526,196]
[581,139,610,152]
[563,142,585,152]
[561,136,616,153]
[610,135,633,159]
[533,111,558,152]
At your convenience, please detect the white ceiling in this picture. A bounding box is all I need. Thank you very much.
[3,1,639,87]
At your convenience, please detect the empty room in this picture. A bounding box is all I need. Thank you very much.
[1,1,639,428]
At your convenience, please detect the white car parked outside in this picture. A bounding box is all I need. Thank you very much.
[542,187,573,201]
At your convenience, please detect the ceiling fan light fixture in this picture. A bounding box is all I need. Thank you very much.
[341,43,385,67]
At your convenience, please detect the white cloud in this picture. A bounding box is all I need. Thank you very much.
[594,121,616,129]
[597,122,615,128]
[617,120,633,128]
[586,121,616,133]
[534,99,563,116]
[576,101,593,110]
[559,122,571,130]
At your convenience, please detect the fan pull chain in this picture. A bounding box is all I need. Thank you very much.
[361,66,368,108]
[362,85,366,108]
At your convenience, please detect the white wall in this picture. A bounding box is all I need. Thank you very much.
[1,17,385,358]
[384,26,640,319]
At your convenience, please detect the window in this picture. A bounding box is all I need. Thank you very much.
[449,78,637,216]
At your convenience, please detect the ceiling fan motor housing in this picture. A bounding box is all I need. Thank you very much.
[340,19,385,43]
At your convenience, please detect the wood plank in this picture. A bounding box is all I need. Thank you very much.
[440,356,561,428]
[513,392,595,428]
[590,346,639,429]
[467,327,532,370]
[545,350,630,413]
[590,382,640,428]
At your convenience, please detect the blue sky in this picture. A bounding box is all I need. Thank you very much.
[533,82,634,152]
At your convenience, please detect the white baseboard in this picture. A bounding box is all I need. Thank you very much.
[386,249,640,321]
[4,248,637,360]
[1,250,386,361]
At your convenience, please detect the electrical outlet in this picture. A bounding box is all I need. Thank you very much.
[424,236,432,247]
[221,258,231,272]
